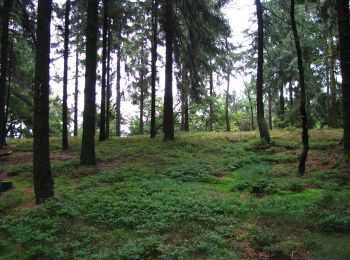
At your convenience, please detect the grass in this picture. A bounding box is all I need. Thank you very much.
[0,129,349,259]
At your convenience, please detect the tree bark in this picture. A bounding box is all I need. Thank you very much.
[225,74,230,132]
[289,80,294,125]
[80,0,98,165]
[106,21,112,139]
[0,0,13,148]
[291,0,309,176]
[62,0,71,151]
[163,0,174,141]
[150,0,158,138]
[4,39,14,142]
[279,82,285,127]
[139,43,145,135]
[268,85,272,130]
[255,0,270,142]
[328,22,337,128]
[180,67,189,132]
[116,46,121,137]
[336,0,350,159]
[99,0,108,141]
[209,70,214,131]
[33,0,54,204]
[74,45,79,137]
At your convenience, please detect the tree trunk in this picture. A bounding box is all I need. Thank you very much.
[268,85,272,130]
[328,22,337,128]
[139,44,145,135]
[150,0,158,138]
[62,0,71,151]
[289,80,294,125]
[336,0,350,159]
[255,0,270,142]
[74,45,79,137]
[279,83,285,127]
[163,0,174,141]
[247,89,255,131]
[99,0,108,142]
[106,22,111,139]
[0,0,13,148]
[209,70,214,131]
[33,0,54,204]
[180,67,189,132]
[225,74,230,132]
[291,0,309,176]
[4,39,14,141]
[80,0,98,165]
[116,46,121,137]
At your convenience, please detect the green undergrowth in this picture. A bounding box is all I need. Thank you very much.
[0,129,349,259]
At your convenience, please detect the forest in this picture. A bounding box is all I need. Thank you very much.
[0,0,349,258]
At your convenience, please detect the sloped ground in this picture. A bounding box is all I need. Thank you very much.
[0,129,349,259]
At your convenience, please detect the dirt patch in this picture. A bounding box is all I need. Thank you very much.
[51,151,77,162]
[20,199,36,209]
[2,152,32,166]
[22,187,34,196]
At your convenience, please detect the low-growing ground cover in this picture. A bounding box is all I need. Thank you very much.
[0,129,349,259]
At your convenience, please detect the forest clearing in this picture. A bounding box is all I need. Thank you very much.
[1,130,350,258]
[1,0,350,258]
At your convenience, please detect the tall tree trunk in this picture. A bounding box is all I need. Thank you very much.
[33,0,54,204]
[268,85,272,130]
[225,73,230,132]
[247,89,255,131]
[116,46,121,137]
[328,23,337,128]
[80,0,98,165]
[289,80,294,125]
[291,0,309,176]
[180,67,189,132]
[163,0,174,141]
[0,0,13,148]
[139,44,145,135]
[99,0,108,141]
[4,39,14,141]
[336,0,350,159]
[106,22,111,139]
[255,0,270,142]
[279,83,285,127]
[62,0,71,151]
[74,46,79,137]
[150,0,158,138]
[209,70,214,131]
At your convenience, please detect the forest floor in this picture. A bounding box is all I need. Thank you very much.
[0,129,349,259]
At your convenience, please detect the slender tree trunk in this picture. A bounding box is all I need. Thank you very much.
[209,70,214,131]
[106,22,111,139]
[4,39,14,141]
[291,0,309,176]
[328,23,337,128]
[33,0,54,204]
[80,0,98,165]
[163,0,174,141]
[116,47,121,137]
[139,45,145,135]
[180,67,189,132]
[247,90,255,131]
[289,80,294,126]
[150,0,158,138]
[74,46,79,137]
[255,0,270,142]
[0,0,13,148]
[99,0,108,141]
[336,0,350,159]
[279,83,285,127]
[225,74,230,132]
[62,0,71,151]
[268,85,272,130]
